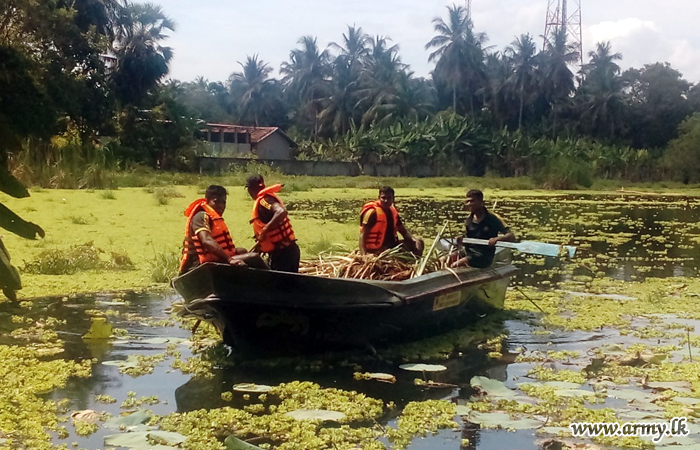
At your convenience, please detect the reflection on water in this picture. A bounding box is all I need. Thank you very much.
[291,194,700,281]
[2,193,699,449]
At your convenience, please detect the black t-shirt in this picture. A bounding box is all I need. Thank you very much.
[464,208,510,267]
[361,207,403,249]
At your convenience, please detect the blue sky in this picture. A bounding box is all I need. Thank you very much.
[158,0,700,84]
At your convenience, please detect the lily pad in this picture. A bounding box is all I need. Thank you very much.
[104,410,152,430]
[467,411,542,430]
[470,376,517,399]
[147,431,186,446]
[538,426,572,436]
[605,388,649,402]
[140,338,170,345]
[104,431,150,447]
[224,435,265,450]
[455,404,472,416]
[71,409,100,423]
[399,363,447,372]
[672,397,700,406]
[617,410,666,421]
[104,430,182,449]
[554,388,597,398]
[285,409,346,422]
[599,344,626,356]
[102,354,141,370]
[232,383,273,393]
[644,380,693,394]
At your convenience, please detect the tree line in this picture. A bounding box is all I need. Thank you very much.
[2,2,700,186]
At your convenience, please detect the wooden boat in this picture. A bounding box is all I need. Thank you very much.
[172,249,517,354]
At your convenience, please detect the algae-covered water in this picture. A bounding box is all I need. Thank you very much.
[2,193,700,450]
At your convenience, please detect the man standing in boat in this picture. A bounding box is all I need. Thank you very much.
[246,174,300,273]
[450,189,515,268]
[359,186,424,256]
[179,185,250,274]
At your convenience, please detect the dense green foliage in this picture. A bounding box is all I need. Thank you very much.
[1,1,700,185]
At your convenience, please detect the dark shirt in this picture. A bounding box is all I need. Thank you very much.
[464,208,510,268]
[361,207,403,249]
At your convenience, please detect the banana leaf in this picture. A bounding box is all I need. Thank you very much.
[0,203,44,239]
[0,166,29,198]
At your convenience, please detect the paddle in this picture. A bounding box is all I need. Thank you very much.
[461,237,576,258]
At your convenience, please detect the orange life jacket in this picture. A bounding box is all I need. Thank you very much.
[179,199,236,272]
[251,185,296,253]
[360,200,399,251]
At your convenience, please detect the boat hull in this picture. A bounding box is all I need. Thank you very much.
[173,250,517,354]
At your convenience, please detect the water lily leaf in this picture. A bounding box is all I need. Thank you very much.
[599,344,626,356]
[655,444,700,450]
[399,363,447,372]
[285,409,346,421]
[470,376,517,399]
[605,388,649,402]
[140,338,170,345]
[543,381,583,390]
[126,425,157,432]
[455,405,471,416]
[131,445,176,450]
[644,381,693,394]
[617,410,666,421]
[538,427,571,436]
[104,431,150,447]
[232,383,272,393]
[104,410,152,430]
[224,435,264,450]
[103,354,141,370]
[71,409,100,423]
[669,348,699,363]
[147,430,186,445]
[654,435,700,448]
[672,397,700,406]
[82,318,113,340]
[554,388,596,398]
[629,400,666,412]
[467,411,542,430]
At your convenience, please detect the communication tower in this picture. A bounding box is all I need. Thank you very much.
[543,0,583,67]
[466,0,473,20]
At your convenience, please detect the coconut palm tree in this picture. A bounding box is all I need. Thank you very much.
[506,33,539,129]
[329,25,370,72]
[576,42,624,139]
[228,55,275,126]
[538,28,579,135]
[425,4,488,114]
[111,1,176,106]
[281,36,331,137]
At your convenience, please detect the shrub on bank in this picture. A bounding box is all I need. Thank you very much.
[22,242,134,275]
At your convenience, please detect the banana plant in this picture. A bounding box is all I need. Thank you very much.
[0,166,44,301]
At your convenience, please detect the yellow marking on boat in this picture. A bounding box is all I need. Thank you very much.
[433,291,461,311]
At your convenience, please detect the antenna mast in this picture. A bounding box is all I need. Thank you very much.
[543,0,583,67]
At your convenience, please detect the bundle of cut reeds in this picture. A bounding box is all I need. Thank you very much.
[299,242,448,281]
